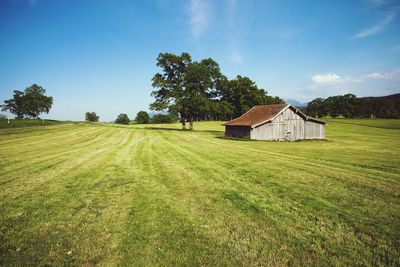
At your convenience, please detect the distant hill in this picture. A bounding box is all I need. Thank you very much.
[359,93,400,102]
[285,99,308,107]
[148,111,170,118]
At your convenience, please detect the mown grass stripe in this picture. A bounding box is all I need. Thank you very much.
[0,119,399,265]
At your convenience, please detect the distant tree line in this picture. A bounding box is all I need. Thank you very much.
[1,84,53,119]
[306,93,400,118]
[135,111,178,124]
[150,52,282,129]
[150,113,178,124]
[83,110,178,125]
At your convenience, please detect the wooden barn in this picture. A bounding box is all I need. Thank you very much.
[224,104,327,141]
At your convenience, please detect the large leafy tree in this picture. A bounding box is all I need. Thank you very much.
[150,53,191,129]
[1,90,26,119]
[23,84,53,118]
[150,53,222,129]
[1,84,53,119]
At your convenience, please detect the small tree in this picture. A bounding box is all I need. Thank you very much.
[0,114,7,120]
[85,112,99,122]
[115,113,130,124]
[135,111,150,124]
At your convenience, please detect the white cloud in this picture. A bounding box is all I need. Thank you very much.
[364,72,385,79]
[189,0,210,38]
[364,68,400,80]
[311,73,344,84]
[297,68,400,101]
[312,69,400,86]
[353,13,396,39]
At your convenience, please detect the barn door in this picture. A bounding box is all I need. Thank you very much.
[285,121,295,141]
[285,124,291,141]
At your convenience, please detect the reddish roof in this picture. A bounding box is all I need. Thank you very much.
[224,104,287,126]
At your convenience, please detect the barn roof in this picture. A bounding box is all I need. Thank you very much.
[224,104,327,127]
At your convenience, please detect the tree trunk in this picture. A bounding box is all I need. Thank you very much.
[182,120,186,130]
[189,117,193,130]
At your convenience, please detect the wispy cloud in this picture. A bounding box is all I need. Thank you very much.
[225,0,244,64]
[353,13,396,39]
[311,69,400,86]
[226,0,237,17]
[392,45,400,51]
[368,0,390,5]
[311,73,346,84]
[229,48,243,64]
[189,0,210,38]
[363,68,400,80]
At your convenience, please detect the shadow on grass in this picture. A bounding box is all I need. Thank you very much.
[215,136,256,142]
[143,126,223,134]
[329,120,400,130]
[216,136,329,142]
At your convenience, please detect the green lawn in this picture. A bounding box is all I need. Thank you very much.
[0,119,69,129]
[0,119,399,266]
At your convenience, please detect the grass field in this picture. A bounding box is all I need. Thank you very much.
[0,119,69,129]
[0,119,399,265]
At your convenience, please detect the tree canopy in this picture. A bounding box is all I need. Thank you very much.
[85,112,99,122]
[115,113,130,124]
[150,53,221,129]
[217,75,282,118]
[135,111,150,124]
[151,113,179,124]
[1,84,53,119]
[150,52,282,129]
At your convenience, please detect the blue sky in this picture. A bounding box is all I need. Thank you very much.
[0,0,399,121]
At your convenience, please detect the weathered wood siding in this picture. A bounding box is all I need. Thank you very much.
[225,126,251,138]
[250,122,285,140]
[304,121,325,139]
[250,107,325,141]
